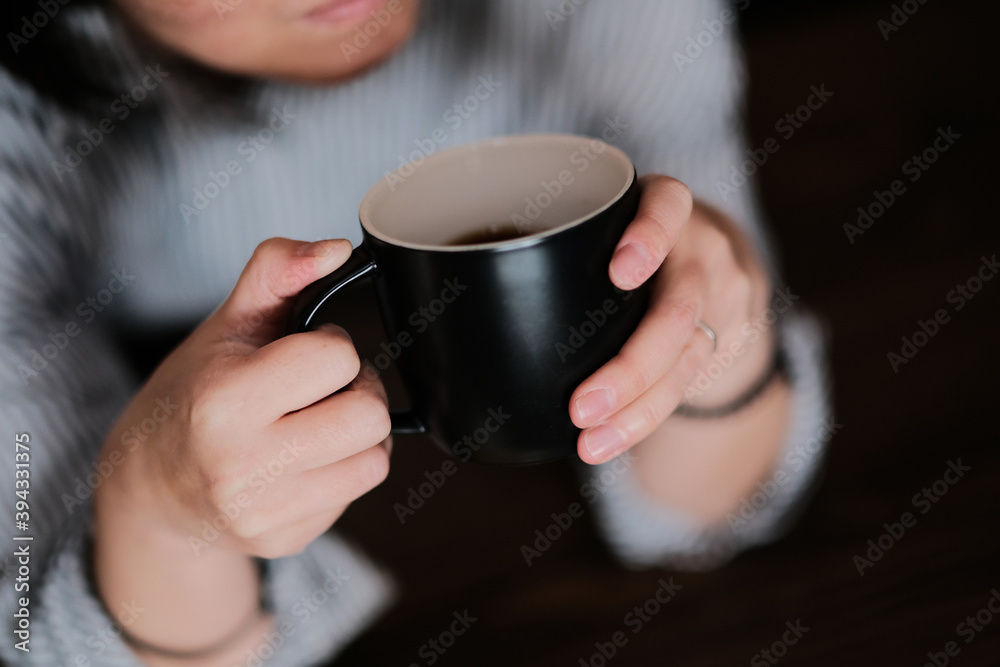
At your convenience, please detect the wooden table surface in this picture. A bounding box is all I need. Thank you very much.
[323,2,1000,665]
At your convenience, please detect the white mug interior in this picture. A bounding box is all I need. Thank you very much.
[360,134,635,250]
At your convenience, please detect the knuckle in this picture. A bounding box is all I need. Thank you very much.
[356,360,383,387]
[275,538,311,559]
[202,470,243,514]
[227,519,260,541]
[732,269,753,298]
[189,370,236,435]
[681,341,711,377]
[702,225,731,260]
[667,294,700,335]
[246,240,276,271]
[347,390,392,440]
[228,514,264,541]
[360,445,391,488]
[322,335,362,382]
[188,381,215,428]
[638,399,665,434]
[254,237,284,256]
[618,351,655,399]
[728,272,754,315]
[640,214,678,259]
[340,446,391,496]
[659,177,693,212]
[249,539,294,560]
[249,240,288,283]
[249,238,315,295]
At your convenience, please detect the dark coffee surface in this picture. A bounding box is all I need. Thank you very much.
[446,224,532,245]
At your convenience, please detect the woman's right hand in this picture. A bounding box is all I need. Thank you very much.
[95,237,392,561]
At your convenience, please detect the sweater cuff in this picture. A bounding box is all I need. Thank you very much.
[5,531,392,666]
[587,313,835,570]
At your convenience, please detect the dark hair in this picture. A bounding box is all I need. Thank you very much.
[1,0,255,116]
[0,0,118,110]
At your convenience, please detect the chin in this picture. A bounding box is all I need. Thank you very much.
[253,27,414,85]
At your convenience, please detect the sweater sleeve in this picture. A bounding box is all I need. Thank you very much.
[532,0,835,567]
[585,317,834,569]
[0,71,391,665]
[12,530,392,666]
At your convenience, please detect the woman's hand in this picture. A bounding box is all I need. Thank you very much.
[93,238,391,659]
[101,237,391,556]
[571,175,778,466]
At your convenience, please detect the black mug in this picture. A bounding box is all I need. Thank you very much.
[288,134,649,465]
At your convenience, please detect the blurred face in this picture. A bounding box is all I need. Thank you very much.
[113,0,420,82]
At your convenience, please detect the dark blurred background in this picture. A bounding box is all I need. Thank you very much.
[331,1,1000,665]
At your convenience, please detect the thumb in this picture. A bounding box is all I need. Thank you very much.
[213,237,354,348]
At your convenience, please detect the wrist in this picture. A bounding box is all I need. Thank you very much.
[92,439,266,659]
[94,436,199,551]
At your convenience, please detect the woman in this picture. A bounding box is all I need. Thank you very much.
[0,0,829,664]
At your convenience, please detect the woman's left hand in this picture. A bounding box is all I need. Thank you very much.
[571,174,775,464]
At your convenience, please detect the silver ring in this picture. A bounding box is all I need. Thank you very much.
[696,321,718,353]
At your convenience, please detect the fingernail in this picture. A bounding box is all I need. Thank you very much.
[576,388,615,425]
[298,239,338,258]
[583,424,625,462]
[611,243,653,288]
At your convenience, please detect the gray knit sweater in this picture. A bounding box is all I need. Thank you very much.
[0,0,830,664]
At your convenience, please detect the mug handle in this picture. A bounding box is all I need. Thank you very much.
[286,245,427,436]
